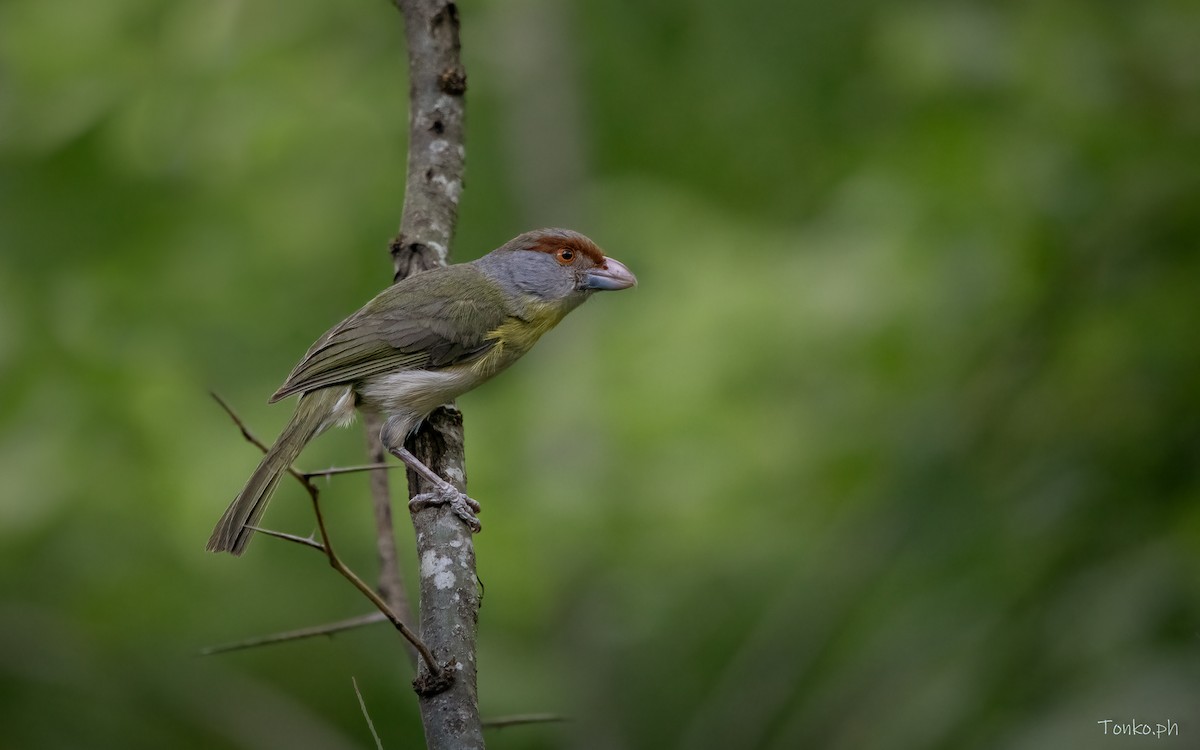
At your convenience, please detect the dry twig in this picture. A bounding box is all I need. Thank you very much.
[483,713,570,731]
[201,612,388,656]
[211,393,443,677]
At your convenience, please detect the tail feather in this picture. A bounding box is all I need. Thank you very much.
[207,389,341,555]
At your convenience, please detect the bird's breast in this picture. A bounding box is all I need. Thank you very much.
[356,368,480,427]
[355,301,570,431]
[471,303,570,379]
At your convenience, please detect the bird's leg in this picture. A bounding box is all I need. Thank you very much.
[388,445,482,533]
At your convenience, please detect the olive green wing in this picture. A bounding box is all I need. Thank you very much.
[269,265,508,402]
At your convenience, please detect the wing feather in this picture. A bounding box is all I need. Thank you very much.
[269,265,507,402]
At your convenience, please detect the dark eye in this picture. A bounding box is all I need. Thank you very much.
[556,247,574,264]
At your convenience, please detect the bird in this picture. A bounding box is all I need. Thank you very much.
[207,228,637,555]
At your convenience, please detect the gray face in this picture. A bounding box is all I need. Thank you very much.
[490,248,584,302]
[473,227,637,306]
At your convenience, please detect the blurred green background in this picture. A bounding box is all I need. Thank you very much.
[2,0,1198,748]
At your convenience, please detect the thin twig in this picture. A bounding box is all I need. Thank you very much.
[365,410,418,668]
[210,391,306,483]
[213,393,442,677]
[305,462,400,479]
[482,713,570,730]
[246,525,325,551]
[353,677,385,750]
[212,393,396,482]
[200,612,388,655]
[303,474,442,676]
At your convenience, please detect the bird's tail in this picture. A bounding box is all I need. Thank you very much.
[207,389,342,555]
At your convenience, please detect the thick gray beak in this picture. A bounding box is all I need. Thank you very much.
[582,257,637,291]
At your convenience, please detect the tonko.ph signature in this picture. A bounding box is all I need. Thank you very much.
[1097,719,1179,738]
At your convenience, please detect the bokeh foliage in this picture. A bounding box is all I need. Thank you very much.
[1,0,1197,748]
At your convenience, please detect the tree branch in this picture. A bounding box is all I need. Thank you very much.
[200,612,388,656]
[210,391,305,484]
[302,458,443,679]
[389,0,484,747]
[246,525,324,551]
[364,410,418,669]
[483,713,570,731]
[305,462,398,479]
[211,394,441,676]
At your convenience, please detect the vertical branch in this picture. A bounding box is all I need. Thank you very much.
[390,0,467,281]
[364,410,417,668]
[389,1,483,748]
[406,405,482,743]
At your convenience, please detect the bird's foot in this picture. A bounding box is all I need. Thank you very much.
[409,486,482,533]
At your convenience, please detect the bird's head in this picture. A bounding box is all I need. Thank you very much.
[475,228,637,308]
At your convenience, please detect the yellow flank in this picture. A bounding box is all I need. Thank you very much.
[472,299,571,379]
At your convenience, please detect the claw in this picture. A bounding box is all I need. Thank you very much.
[409,486,482,533]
